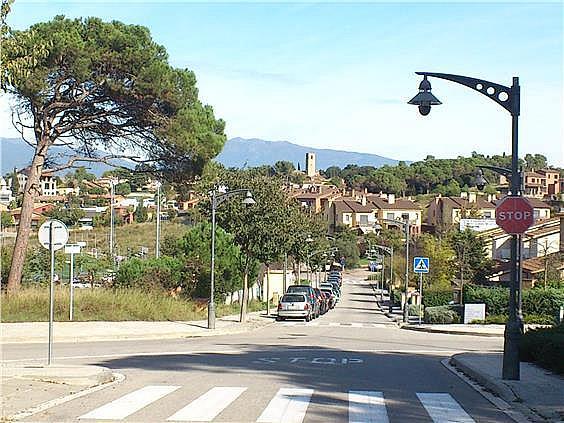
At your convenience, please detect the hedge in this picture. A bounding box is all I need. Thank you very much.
[464,285,564,318]
[519,323,564,375]
[423,289,453,307]
[424,305,461,324]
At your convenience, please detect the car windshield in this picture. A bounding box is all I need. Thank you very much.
[287,286,310,293]
[281,294,306,302]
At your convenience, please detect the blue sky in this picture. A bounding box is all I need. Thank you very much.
[2,1,563,166]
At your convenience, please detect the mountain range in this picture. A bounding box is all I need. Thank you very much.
[1,136,400,176]
[216,137,400,169]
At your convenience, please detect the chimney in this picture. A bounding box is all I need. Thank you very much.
[364,187,368,194]
[460,192,468,199]
[388,194,395,204]
[352,189,355,198]
[361,195,367,206]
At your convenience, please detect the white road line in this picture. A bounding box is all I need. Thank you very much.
[307,321,320,326]
[167,386,246,421]
[256,388,313,423]
[328,322,341,327]
[348,391,389,423]
[417,393,475,423]
[350,323,363,328]
[79,385,179,420]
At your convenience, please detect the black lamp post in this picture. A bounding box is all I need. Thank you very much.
[408,72,522,380]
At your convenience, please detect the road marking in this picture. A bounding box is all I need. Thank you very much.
[417,393,475,423]
[307,321,320,326]
[351,323,363,328]
[328,322,341,327]
[167,386,246,421]
[256,388,313,423]
[348,391,389,423]
[79,385,179,420]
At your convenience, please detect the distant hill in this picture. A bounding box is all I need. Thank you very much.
[1,136,403,177]
[216,137,401,169]
[0,137,132,176]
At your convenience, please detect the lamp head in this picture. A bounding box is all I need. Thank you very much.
[408,75,442,116]
[242,191,256,206]
[475,169,488,191]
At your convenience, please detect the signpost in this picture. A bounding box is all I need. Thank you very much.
[64,244,81,321]
[413,257,429,325]
[38,219,69,365]
[495,196,534,235]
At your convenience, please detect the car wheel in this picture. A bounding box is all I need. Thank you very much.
[305,313,310,322]
[276,316,283,321]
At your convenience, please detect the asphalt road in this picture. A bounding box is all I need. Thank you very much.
[4,273,512,422]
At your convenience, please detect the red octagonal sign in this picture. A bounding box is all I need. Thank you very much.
[496,196,534,234]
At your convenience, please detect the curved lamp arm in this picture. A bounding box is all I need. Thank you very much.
[416,72,519,116]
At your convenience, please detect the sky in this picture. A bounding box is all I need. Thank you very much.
[1,1,563,166]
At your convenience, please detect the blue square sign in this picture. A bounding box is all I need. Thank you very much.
[413,257,429,273]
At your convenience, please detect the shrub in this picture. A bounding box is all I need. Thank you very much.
[424,305,460,324]
[115,257,186,291]
[390,289,402,306]
[423,289,453,307]
[464,285,564,318]
[408,304,423,317]
[520,323,564,375]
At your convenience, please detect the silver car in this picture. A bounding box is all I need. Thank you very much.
[276,293,312,321]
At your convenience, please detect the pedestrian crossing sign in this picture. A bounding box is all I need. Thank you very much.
[413,257,430,273]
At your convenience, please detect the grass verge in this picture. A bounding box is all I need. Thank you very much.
[1,286,265,322]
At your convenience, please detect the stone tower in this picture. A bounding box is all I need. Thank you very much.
[305,152,316,177]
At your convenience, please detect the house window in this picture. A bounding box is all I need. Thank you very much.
[483,211,492,218]
[359,215,368,225]
[500,248,510,259]
[386,213,394,220]
[344,214,350,223]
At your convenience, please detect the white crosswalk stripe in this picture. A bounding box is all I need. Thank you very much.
[75,386,481,422]
[78,385,180,420]
[167,386,246,421]
[256,388,313,423]
[417,393,475,423]
[348,391,389,423]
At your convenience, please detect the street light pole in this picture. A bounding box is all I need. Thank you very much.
[408,72,522,380]
[208,188,255,330]
[156,181,161,258]
[403,218,410,324]
[109,179,115,267]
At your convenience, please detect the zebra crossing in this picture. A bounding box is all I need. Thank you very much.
[278,321,393,328]
[76,385,476,422]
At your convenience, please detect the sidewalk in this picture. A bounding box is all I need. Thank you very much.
[451,352,564,422]
[1,310,274,344]
[1,311,274,421]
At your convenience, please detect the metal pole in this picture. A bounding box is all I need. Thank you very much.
[69,252,74,321]
[156,182,161,258]
[283,252,287,293]
[503,77,522,380]
[390,246,394,294]
[419,273,423,325]
[403,221,410,323]
[110,181,114,266]
[48,222,55,365]
[208,191,216,329]
[380,257,384,302]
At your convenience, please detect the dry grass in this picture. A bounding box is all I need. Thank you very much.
[1,286,265,322]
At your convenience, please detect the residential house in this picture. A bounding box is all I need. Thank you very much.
[427,192,497,230]
[9,167,58,197]
[367,194,422,235]
[500,168,561,199]
[326,197,376,232]
[10,203,55,227]
[0,177,14,205]
[291,185,342,214]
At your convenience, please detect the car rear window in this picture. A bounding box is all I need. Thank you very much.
[282,294,306,302]
[287,286,310,293]
[321,289,332,295]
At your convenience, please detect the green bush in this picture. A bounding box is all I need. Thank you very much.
[471,314,556,325]
[424,305,460,324]
[463,285,564,318]
[423,289,453,307]
[408,304,423,317]
[390,289,402,306]
[115,257,186,291]
[520,323,564,375]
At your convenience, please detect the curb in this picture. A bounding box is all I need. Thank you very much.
[449,355,518,404]
[400,325,503,337]
[2,364,114,387]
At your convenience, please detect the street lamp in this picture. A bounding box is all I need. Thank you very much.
[208,188,255,329]
[409,71,522,380]
[373,244,394,302]
[377,217,410,323]
[155,181,161,258]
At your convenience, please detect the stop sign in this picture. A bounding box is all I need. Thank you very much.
[496,196,534,234]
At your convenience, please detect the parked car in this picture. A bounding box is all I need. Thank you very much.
[320,283,340,302]
[277,293,312,321]
[286,285,320,318]
[313,288,328,314]
[320,288,336,309]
